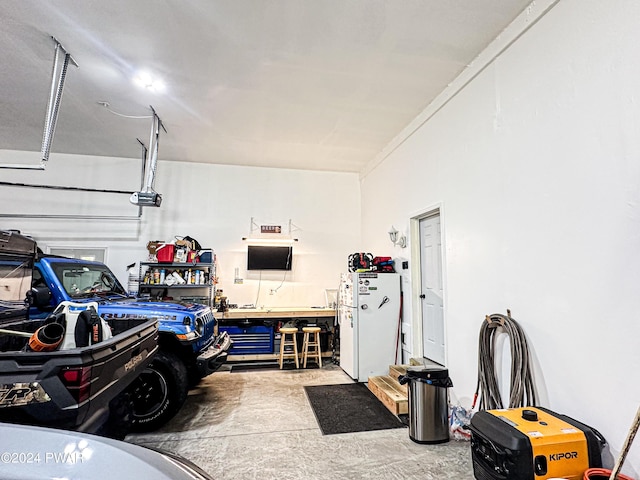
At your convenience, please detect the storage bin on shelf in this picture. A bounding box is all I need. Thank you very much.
[156,244,175,263]
[199,249,213,263]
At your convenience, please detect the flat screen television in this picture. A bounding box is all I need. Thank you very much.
[247,245,293,271]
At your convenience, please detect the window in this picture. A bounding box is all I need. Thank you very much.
[48,247,106,263]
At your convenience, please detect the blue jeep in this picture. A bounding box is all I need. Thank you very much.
[30,255,231,431]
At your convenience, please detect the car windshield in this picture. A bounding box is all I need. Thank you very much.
[50,261,128,299]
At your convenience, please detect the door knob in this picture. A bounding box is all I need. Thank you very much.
[419,294,426,299]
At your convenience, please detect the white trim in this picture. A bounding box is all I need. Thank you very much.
[360,0,562,179]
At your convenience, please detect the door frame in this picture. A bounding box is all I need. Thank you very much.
[409,203,447,363]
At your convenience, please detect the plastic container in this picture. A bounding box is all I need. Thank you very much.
[398,366,453,444]
[127,264,139,296]
[199,249,213,263]
[156,244,175,263]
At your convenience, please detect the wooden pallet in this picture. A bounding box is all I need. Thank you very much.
[367,373,408,415]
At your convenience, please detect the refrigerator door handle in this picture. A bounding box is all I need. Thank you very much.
[378,296,390,308]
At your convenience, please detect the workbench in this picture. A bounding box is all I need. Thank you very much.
[215,307,337,362]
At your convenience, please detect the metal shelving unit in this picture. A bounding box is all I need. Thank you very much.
[138,259,215,307]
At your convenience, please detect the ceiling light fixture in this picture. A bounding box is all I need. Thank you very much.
[133,71,165,93]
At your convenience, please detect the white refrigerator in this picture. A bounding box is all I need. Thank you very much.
[338,272,402,381]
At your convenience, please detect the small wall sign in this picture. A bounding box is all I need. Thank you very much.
[261,225,282,234]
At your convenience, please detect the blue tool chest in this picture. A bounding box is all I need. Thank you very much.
[218,325,274,354]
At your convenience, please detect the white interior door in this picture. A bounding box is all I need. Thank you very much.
[420,213,445,365]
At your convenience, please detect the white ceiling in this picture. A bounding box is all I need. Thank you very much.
[0,1,532,173]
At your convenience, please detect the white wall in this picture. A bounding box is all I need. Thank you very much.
[361,0,640,475]
[0,151,361,308]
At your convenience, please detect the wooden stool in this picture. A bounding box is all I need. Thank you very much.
[301,327,322,368]
[279,327,299,369]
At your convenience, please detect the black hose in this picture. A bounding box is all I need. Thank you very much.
[474,312,537,410]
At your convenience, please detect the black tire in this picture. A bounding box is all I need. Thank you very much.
[96,391,134,440]
[128,351,188,432]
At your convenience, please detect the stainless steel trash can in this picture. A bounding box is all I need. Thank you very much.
[399,366,453,444]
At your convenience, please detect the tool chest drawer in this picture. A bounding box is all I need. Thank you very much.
[219,325,274,354]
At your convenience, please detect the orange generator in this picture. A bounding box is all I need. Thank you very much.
[469,407,607,480]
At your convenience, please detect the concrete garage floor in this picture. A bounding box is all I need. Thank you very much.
[126,363,475,479]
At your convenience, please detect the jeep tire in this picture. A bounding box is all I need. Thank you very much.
[129,351,188,432]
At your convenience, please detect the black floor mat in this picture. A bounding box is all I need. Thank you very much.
[304,382,406,435]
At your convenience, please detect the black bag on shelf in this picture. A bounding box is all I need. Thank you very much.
[176,235,202,251]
